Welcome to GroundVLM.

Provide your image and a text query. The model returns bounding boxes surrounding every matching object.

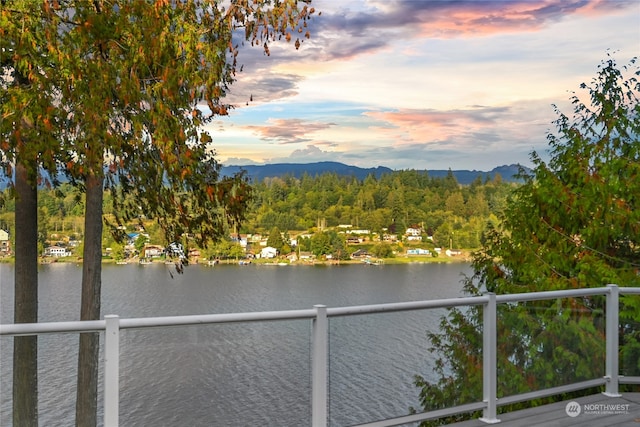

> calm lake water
[0,262,470,427]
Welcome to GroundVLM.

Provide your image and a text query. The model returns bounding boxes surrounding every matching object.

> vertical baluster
[104,315,120,427]
[604,285,620,397]
[480,293,500,423]
[312,305,328,427]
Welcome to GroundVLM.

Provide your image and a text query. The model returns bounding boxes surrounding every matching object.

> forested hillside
[245,169,515,249]
[0,168,517,258]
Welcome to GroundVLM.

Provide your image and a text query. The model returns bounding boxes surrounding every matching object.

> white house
[405,227,423,241]
[0,229,10,255]
[45,245,70,257]
[348,229,370,235]
[260,246,278,259]
[143,245,165,258]
[405,227,422,236]
[233,234,248,249]
[407,248,431,256]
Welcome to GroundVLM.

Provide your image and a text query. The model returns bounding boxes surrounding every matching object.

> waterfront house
[233,234,248,250]
[143,245,165,258]
[298,251,314,262]
[260,246,278,259]
[286,252,298,262]
[348,229,370,235]
[0,229,10,255]
[405,227,423,241]
[126,233,140,245]
[407,248,431,256]
[45,245,70,257]
[350,249,370,260]
[405,227,422,236]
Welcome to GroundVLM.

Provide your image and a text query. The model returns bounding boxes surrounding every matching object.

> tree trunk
[75,168,104,427]
[13,159,39,426]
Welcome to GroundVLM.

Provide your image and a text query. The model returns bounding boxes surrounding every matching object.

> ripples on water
[0,262,469,426]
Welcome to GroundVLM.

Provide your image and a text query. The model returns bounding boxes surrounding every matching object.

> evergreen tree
[415,55,640,424]
[267,226,285,253]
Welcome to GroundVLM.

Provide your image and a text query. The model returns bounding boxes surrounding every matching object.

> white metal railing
[1,285,639,426]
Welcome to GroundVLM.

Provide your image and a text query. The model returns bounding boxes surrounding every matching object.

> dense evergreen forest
[246,170,515,247]
[0,169,517,258]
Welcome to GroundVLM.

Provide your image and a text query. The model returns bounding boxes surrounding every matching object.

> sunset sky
[204,0,640,171]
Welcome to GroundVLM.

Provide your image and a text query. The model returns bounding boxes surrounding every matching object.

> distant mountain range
[0,162,526,190]
[221,161,528,185]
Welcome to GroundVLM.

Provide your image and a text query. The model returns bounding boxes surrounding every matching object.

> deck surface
[449,392,640,427]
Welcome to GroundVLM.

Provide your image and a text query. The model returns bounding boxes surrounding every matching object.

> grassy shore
[0,250,473,265]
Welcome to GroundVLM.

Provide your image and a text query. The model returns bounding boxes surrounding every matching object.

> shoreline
[15,253,473,266]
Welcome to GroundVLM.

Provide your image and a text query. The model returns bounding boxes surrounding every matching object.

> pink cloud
[316,0,635,61]
[411,1,630,38]
[364,107,506,143]
[245,118,335,144]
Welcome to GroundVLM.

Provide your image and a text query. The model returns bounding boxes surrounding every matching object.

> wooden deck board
[448,392,640,427]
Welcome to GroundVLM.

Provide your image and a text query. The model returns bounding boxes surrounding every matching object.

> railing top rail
[495,287,610,303]
[0,309,318,337]
[621,287,640,295]
[327,295,489,317]
[118,308,317,330]
[0,319,105,337]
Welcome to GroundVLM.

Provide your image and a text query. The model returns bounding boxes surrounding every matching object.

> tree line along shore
[0,168,514,265]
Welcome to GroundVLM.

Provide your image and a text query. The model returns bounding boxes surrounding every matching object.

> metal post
[480,293,500,424]
[104,315,120,427]
[312,305,328,427]
[604,285,621,397]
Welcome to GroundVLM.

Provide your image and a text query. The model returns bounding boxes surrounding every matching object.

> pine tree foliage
[415,55,640,425]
